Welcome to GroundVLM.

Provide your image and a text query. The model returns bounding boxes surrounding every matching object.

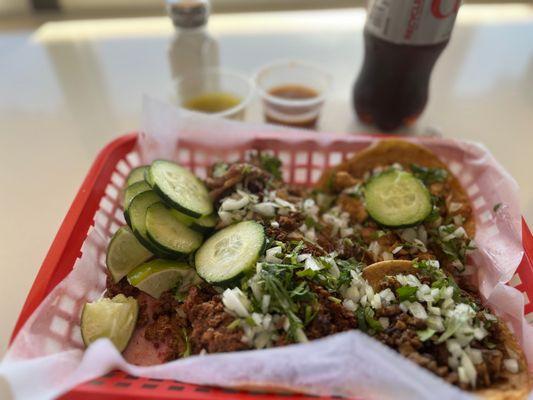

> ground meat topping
[305,285,357,340]
[184,286,250,354]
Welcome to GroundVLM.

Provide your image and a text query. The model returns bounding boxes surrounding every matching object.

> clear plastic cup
[176,69,253,120]
[254,60,332,129]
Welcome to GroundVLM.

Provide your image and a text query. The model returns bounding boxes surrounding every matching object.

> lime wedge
[81,294,138,352]
[106,226,152,283]
[127,259,197,299]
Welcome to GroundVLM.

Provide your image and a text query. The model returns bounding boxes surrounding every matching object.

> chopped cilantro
[417,328,436,342]
[396,285,418,302]
[212,162,229,178]
[356,307,383,333]
[181,328,191,358]
[410,164,448,185]
[227,319,241,331]
[365,307,383,333]
[259,153,282,180]
[304,215,317,229]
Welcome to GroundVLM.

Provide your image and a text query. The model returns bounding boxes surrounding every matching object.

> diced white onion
[265,246,283,263]
[467,347,483,364]
[261,295,271,314]
[368,241,381,260]
[381,251,393,261]
[252,202,277,217]
[446,339,462,357]
[427,315,444,331]
[305,257,322,271]
[221,196,250,211]
[379,288,396,305]
[461,352,477,387]
[294,328,308,343]
[218,210,234,226]
[274,197,296,211]
[370,293,382,309]
[222,288,251,318]
[251,312,263,326]
[473,325,488,341]
[392,246,403,254]
[408,302,428,320]
[503,358,519,374]
[449,202,463,213]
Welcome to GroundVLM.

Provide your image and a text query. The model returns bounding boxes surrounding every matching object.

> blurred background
[1,0,532,24]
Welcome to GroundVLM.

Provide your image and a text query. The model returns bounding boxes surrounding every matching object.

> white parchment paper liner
[1,97,532,400]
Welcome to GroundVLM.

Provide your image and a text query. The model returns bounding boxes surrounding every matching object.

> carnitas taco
[362,259,531,398]
[317,139,475,283]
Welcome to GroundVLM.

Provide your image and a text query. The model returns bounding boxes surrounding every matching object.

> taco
[360,259,531,398]
[84,146,530,397]
[316,139,476,278]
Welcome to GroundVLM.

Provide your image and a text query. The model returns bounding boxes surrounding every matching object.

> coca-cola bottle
[353,0,460,131]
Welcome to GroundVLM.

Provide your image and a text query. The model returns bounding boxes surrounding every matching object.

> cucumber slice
[170,209,196,226]
[148,160,213,218]
[144,167,154,187]
[127,259,197,299]
[81,294,138,352]
[191,213,218,234]
[145,203,203,256]
[195,221,265,283]
[123,181,151,211]
[125,191,175,258]
[126,166,149,187]
[365,170,432,227]
[106,226,152,283]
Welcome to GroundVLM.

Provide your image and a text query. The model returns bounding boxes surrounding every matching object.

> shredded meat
[266,212,304,242]
[305,285,357,340]
[206,163,273,202]
[332,171,359,192]
[337,194,367,224]
[184,286,250,354]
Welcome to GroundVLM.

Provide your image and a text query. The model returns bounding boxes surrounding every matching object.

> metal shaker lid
[166,0,210,29]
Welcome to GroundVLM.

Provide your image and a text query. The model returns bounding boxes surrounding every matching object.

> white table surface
[0,4,532,356]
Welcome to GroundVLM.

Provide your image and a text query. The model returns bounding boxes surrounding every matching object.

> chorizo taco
[360,259,531,398]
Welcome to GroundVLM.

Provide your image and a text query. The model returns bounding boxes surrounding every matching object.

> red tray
[9,133,533,400]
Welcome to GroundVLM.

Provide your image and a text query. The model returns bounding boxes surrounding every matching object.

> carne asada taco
[362,259,531,398]
[80,141,530,398]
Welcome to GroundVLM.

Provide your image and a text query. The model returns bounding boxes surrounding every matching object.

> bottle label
[366,0,460,45]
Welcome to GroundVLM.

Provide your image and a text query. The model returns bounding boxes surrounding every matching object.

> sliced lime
[106,226,152,283]
[81,294,138,352]
[127,259,197,299]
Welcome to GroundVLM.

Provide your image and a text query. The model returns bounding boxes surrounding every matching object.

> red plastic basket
[9,133,533,400]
